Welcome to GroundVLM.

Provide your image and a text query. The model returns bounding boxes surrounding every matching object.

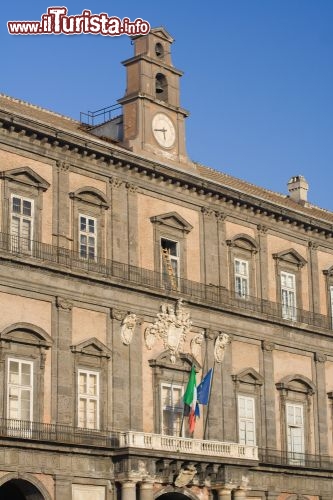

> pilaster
[257,225,268,300]
[201,207,219,286]
[314,352,328,455]
[126,182,139,266]
[56,296,74,425]
[110,178,128,264]
[308,241,320,314]
[261,341,277,449]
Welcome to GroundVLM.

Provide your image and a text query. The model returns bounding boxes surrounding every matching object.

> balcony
[259,448,333,471]
[0,232,330,331]
[0,418,257,462]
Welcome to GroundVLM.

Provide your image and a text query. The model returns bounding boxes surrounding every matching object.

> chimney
[287,175,309,203]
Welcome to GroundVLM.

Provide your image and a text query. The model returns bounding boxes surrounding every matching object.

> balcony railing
[0,232,330,330]
[259,448,333,470]
[0,418,257,461]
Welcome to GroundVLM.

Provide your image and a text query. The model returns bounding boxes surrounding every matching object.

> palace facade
[0,27,333,500]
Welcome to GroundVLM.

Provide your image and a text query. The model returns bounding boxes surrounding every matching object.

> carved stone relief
[144,299,192,363]
[120,313,138,346]
[214,332,231,363]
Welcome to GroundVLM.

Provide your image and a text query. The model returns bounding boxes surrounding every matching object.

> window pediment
[273,248,307,268]
[227,234,258,253]
[323,265,333,277]
[0,323,52,348]
[71,337,111,358]
[69,187,109,209]
[232,367,264,386]
[150,212,193,234]
[149,350,200,372]
[1,167,50,191]
[276,374,315,395]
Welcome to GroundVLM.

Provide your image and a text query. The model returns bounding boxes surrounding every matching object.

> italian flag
[183,366,199,434]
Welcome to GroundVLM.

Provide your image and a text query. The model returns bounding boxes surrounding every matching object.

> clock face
[152,113,176,148]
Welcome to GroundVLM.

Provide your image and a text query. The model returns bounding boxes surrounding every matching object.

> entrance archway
[0,479,45,500]
[157,492,198,500]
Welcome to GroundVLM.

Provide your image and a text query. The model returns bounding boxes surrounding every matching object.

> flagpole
[203,362,215,439]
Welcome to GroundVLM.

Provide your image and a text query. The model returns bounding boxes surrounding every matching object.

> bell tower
[118,27,193,169]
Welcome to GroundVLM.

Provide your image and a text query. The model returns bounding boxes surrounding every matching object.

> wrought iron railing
[0,232,330,330]
[259,448,333,470]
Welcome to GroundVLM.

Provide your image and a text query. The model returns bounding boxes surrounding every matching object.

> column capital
[315,352,326,363]
[262,340,275,352]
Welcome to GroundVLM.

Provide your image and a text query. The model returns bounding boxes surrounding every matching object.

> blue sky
[1,1,333,209]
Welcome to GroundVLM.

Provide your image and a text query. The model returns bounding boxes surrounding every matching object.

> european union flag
[197,368,213,405]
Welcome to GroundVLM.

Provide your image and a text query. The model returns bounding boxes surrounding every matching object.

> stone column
[140,480,154,500]
[221,334,236,442]
[126,183,139,267]
[217,484,233,500]
[120,480,137,500]
[201,207,219,286]
[204,330,223,440]
[257,225,268,300]
[56,297,74,425]
[261,341,277,449]
[110,179,128,264]
[53,160,70,248]
[308,241,320,314]
[233,488,247,500]
[314,352,328,455]
[216,212,228,289]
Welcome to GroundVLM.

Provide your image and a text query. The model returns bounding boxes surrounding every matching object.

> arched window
[155,73,168,102]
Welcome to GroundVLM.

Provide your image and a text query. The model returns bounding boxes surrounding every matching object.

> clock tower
[118,27,193,169]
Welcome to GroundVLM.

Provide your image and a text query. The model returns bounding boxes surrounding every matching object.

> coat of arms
[145,299,192,363]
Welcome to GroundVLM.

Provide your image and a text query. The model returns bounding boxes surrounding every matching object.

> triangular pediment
[1,167,50,191]
[150,27,174,43]
[232,367,264,386]
[150,212,193,233]
[71,337,111,358]
[273,248,307,267]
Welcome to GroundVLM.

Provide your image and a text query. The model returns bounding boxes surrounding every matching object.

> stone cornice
[1,109,333,238]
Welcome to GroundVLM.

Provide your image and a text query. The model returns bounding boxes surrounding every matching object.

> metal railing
[259,448,333,470]
[0,232,331,330]
[80,104,122,127]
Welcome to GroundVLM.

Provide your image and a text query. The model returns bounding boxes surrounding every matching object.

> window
[10,195,33,253]
[79,215,97,260]
[286,403,304,463]
[7,358,33,421]
[281,271,296,320]
[161,238,180,289]
[78,369,99,429]
[238,395,256,445]
[234,259,249,298]
[161,382,184,436]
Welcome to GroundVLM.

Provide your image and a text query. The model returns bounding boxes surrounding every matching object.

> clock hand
[154,127,167,140]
